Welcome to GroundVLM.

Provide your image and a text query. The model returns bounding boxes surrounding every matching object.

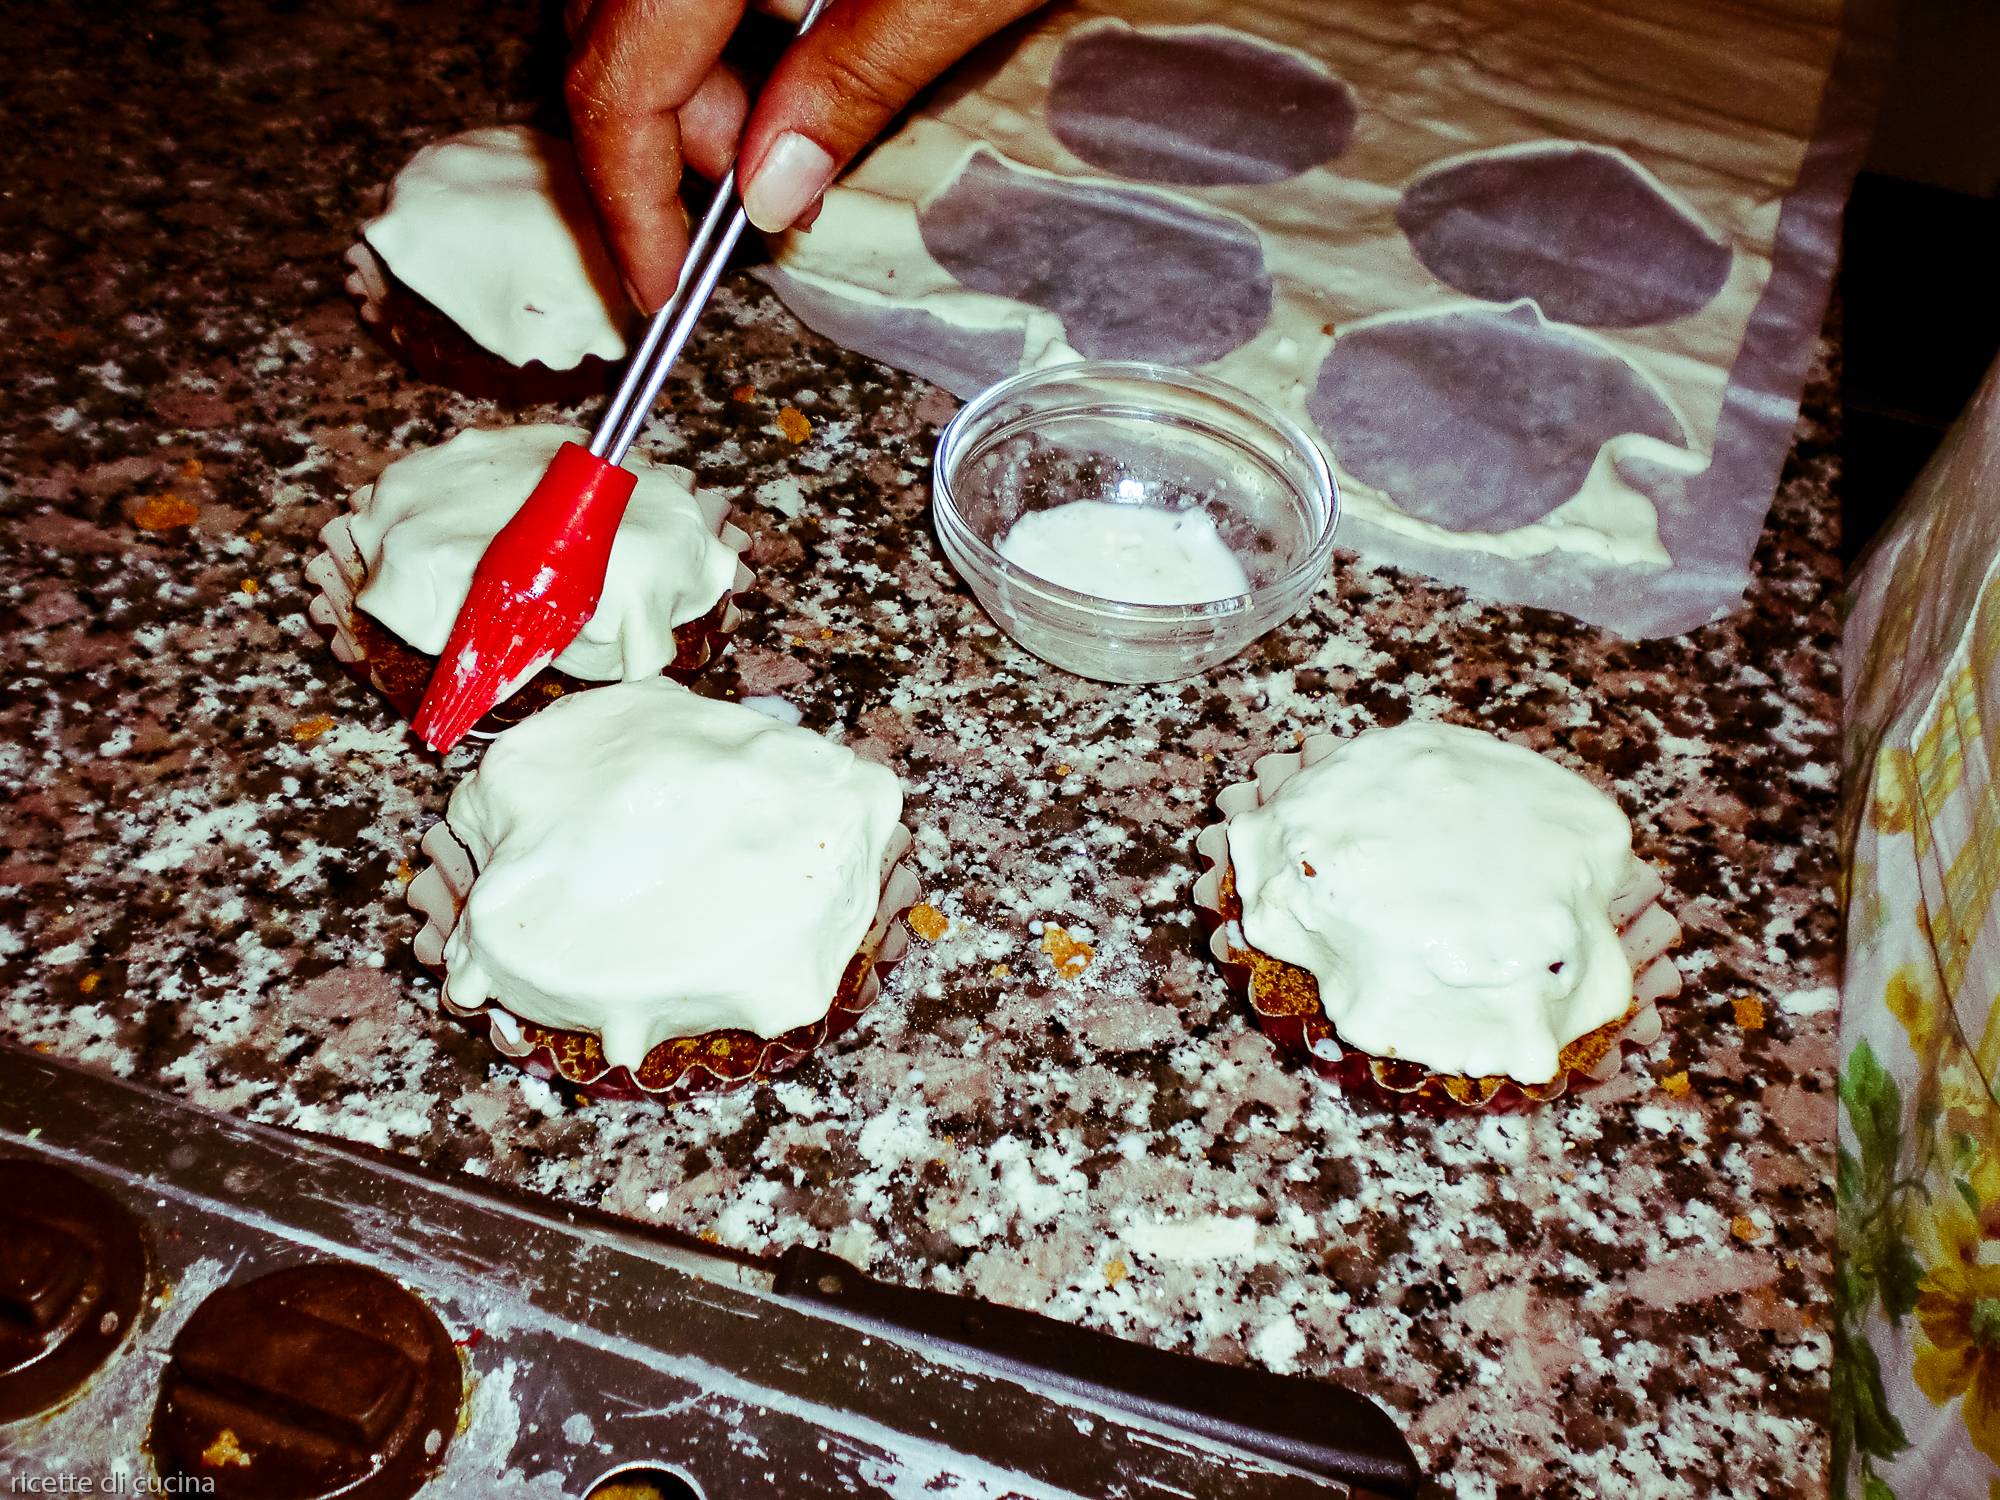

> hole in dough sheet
[1396,144,1734,328]
[918,151,1274,366]
[1048,25,1356,186]
[1308,304,1686,534]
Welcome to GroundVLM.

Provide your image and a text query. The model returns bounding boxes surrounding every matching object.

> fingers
[680,63,750,181]
[571,0,1044,302]
[739,0,1043,233]
[567,0,747,310]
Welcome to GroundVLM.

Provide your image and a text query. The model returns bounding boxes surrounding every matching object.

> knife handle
[772,1246,1420,1497]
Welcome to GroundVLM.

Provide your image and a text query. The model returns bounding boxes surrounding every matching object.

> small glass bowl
[932,361,1338,684]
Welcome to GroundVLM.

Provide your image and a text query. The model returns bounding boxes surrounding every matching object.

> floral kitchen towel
[1838,349,2000,1498]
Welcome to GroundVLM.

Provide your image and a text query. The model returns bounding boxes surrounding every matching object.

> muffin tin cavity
[1306,303,1686,533]
[1048,24,1356,186]
[150,1262,462,1500]
[1396,143,1733,328]
[0,1159,148,1423]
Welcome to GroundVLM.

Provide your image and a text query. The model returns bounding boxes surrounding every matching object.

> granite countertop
[0,3,1840,1496]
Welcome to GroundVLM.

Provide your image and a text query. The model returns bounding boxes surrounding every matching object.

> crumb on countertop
[1040,924,1094,981]
[132,492,200,531]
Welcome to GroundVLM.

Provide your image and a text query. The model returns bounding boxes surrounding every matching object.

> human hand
[566,0,1045,312]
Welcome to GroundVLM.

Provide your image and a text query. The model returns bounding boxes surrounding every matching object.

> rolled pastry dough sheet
[760,0,1876,637]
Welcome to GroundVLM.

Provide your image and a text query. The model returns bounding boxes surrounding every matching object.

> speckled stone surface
[0,3,1839,1497]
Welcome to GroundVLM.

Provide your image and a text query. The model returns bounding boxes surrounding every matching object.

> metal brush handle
[589,0,834,466]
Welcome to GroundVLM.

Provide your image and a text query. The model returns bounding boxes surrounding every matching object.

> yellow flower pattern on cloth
[1888,963,1945,1065]
[1869,747,1915,838]
[1915,1195,2000,1465]
[1838,352,2000,1497]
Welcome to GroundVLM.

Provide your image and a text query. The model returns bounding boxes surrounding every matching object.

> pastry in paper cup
[344,126,633,404]
[1192,725,1679,1113]
[406,679,919,1101]
[304,424,751,739]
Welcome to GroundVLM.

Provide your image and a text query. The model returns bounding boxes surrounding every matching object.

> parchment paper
[759,0,1886,637]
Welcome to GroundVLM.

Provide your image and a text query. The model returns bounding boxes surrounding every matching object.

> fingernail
[795,194,825,233]
[743,132,835,233]
[621,275,650,313]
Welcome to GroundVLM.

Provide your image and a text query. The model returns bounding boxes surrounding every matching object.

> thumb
[739,0,1042,233]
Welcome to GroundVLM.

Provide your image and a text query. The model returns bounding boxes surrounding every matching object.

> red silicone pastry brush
[411,3,829,753]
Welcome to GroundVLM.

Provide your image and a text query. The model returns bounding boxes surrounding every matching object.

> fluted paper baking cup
[407,821,920,1101]
[1192,734,1678,1113]
[303,504,751,738]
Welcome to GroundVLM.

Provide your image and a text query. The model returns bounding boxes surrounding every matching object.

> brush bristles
[411,588,582,751]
